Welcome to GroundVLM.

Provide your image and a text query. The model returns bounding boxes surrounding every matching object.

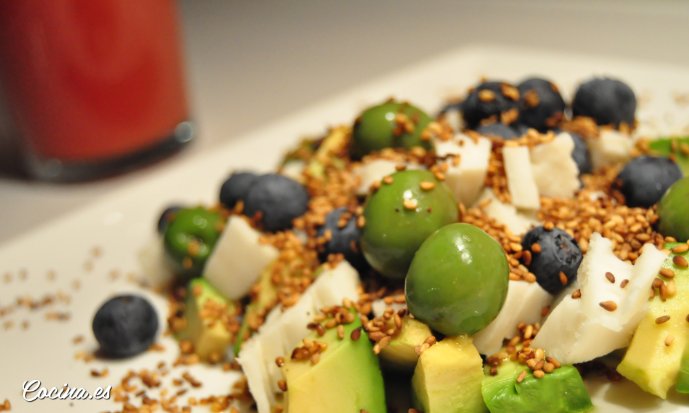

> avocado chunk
[617,243,689,398]
[482,361,592,413]
[412,336,487,413]
[380,317,432,371]
[676,345,689,394]
[649,136,689,175]
[177,278,239,361]
[282,309,386,413]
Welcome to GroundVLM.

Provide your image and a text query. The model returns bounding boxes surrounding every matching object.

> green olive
[361,170,458,279]
[658,176,689,242]
[351,100,433,158]
[405,223,509,336]
[163,206,224,278]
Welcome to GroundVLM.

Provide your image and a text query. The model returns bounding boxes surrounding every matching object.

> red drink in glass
[0,0,192,180]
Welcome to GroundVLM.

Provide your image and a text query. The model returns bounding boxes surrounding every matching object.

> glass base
[24,121,195,182]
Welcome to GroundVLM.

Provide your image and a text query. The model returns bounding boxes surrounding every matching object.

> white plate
[2,45,689,412]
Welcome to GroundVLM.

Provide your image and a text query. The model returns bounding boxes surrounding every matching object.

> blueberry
[157,205,183,234]
[613,156,682,208]
[569,132,593,175]
[521,226,582,295]
[92,295,159,358]
[461,81,520,129]
[219,172,260,209]
[244,174,309,232]
[572,77,636,127]
[475,122,519,140]
[517,77,565,132]
[317,207,365,268]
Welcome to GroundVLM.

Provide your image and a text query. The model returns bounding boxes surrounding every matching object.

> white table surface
[1,0,689,246]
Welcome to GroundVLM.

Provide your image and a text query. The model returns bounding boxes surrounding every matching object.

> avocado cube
[482,361,592,413]
[282,309,386,413]
[380,317,432,371]
[412,336,487,413]
[177,278,238,361]
[617,244,689,398]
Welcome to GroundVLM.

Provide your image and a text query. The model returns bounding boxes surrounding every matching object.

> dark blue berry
[157,205,183,234]
[475,122,519,140]
[569,132,592,175]
[613,156,682,208]
[518,77,565,132]
[572,77,636,127]
[219,172,260,209]
[92,295,159,358]
[318,207,365,268]
[461,81,520,129]
[244,174,309,232]
[521,227,582,295]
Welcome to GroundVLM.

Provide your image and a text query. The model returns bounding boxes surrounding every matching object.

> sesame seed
[275,357,285,367]
[571,289,582,299]
[516,370,527,383]
[660,268,676,278]
[599,301,617,312]
[382,176,394,185]
[672,244,689,254]
[559,272,568,285]
[665,335,675,347]
[620,279,629,289]
[420,181,436,191]
[605,271,616,284]
[533,369,545,379]
[350,327,362,341]
[277,380,287,392]
[655,315,671,324]
[403,199,418,210]
[478,89,496,102]
[531,243,542,253]
[673,255,689,268]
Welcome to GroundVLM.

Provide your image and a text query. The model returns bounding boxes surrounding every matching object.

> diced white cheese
[278,293,317,354]
[371,299,406,319]
[477,189,538,236]
[533,233,666,364]
[137,237,175,287]
[588,129,633,170]
[530,133,580,198]
[204,216,279,300]
[310,261,360,310]
[257,322,288,394]
[236,338,274,413]
[280,160,305,182]
[353,159,399,196]
[503,145,540,210]
[435,133,492,207]
[473,281,552,356]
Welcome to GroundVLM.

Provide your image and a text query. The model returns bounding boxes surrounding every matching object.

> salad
[91,75,689,413]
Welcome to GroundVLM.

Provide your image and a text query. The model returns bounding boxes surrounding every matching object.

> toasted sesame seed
[571,289,582,299]
[672,244,689,254]
[516,370,527,383]
[531,243,542,253]
[655,315,671,324]
[275,356,285,368]
[665,334,675,347]
[559,272,568,285]
[350,327,362,341]
[479,89,496,102]
[533,369,545,379]
[383,176,394,185]
[403,199,418,210]
[660,268,676,278]
[605,271,615,284]
[277,380,287,392]
[420,181,435,191]
[674,255,689,268]
[620,279,629,289]
[599,301,617,312]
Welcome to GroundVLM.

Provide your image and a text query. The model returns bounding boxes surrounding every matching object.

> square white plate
[2,44,689,412]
